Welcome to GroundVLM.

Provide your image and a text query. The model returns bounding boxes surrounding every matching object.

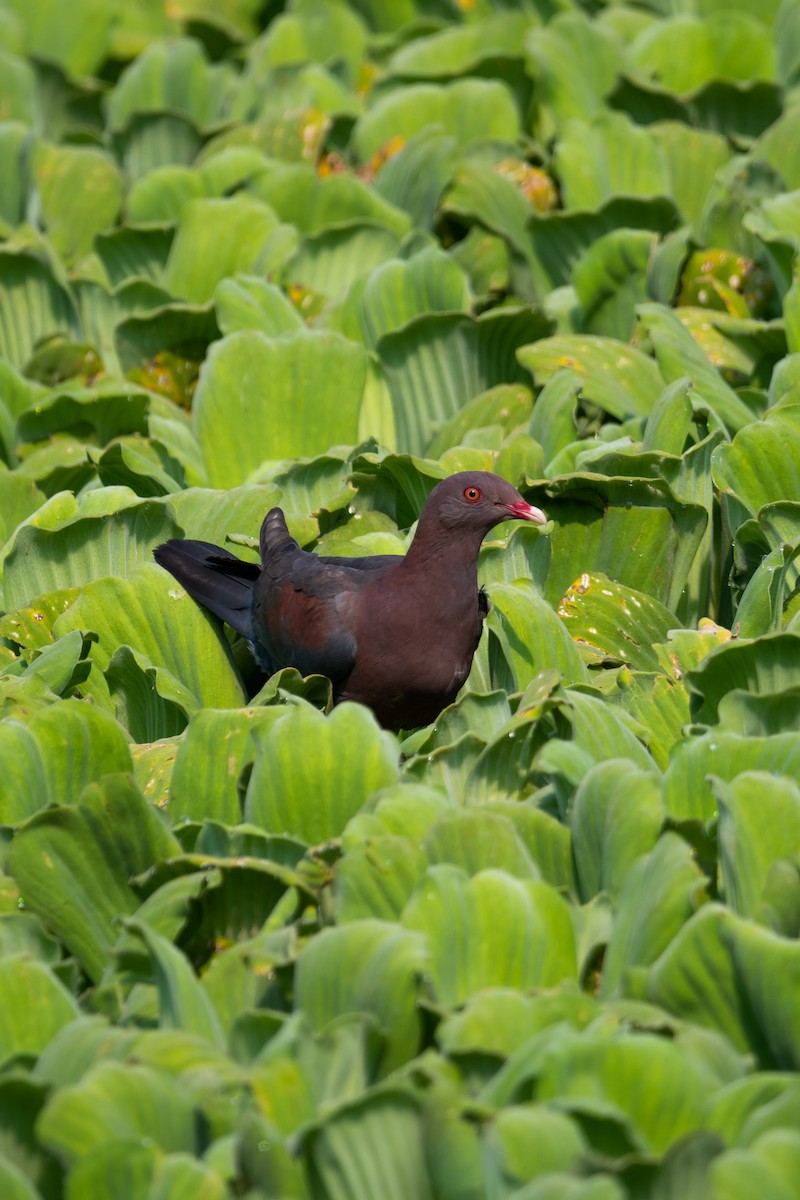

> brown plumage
[154,471,547,730]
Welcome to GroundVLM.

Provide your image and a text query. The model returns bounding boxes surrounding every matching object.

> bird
[154,471,547,730]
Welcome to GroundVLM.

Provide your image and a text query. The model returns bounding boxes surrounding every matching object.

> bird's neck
[401,518,484,582]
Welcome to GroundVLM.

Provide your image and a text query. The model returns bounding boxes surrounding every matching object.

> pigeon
[154,471,547,730]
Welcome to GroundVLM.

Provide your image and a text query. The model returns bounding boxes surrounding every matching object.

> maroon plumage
[154,471,547,730]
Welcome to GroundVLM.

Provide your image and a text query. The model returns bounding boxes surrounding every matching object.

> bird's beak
[503,499,548,525]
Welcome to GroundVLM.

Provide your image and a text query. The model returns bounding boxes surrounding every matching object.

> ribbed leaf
[518,333,663,420]
[352,79,520,161]
[3,496,180,611]
[245,704,398,845]
[379,310,550,456]
[715,772,800,920]
[37,1062,197,1165]
[0,247,81,369]
[7,774,180,981]
[295,921,427,1073]
[554,113,669,210]
[193,329,367,487]
[664,731,800,822]
[56,566,245,715]
[571,759,663,903]
[401,866,577,1008]
[33,143,122,263]
[0,958,79,1065]
[558,572,678,672]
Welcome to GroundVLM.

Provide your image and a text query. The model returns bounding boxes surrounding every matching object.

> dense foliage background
[2,0,800,1196]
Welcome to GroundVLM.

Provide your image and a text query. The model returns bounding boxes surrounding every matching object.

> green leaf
[5,0,112,77]
[381,307,551,456]
[37,1061,197,1165]
[105,645,196,741]
[282,221,402,297]
[629,13,776,95]
[710,1130,800,1200]
[0,1077,62,1200]
[250,161,410,237]
[423,809,540,880]
[526,10,624,126]
[244,704,399,845]
[343,783,449,846]
[254,0,367,84]
[713,407,800,515]
[55,566,246,715]
[530,475,707,619]
[303,1086,433,1200]
[389,12,529,80]
[601,832,706,999]
[714,772,800,921]
[429,383,533,460]
[107,37,222,132]
[483,581,589,692]
[686,633,800,726]
[401,866,577,1008]
[0,702,132,823]
[639,905,800,1068]
[654,121,732,226]
[438,988,595,1059]
[163,196,284,305]
[374,127,458,230]
[2,496,180,612]
[7,774,180,982]
[518,333,664,421]
[334,837,428,923]
[33,142,122,263]
[536,1030,711,1156]
[16,628,92,697]
[17,381,151,447]
[708,1075,800,1147]
[614,670,691,771]
[333,247,471,351]
[554,113,669,210]
[0,958,79,1065]
[295,922,427,1074]
[193,329,367,487]
[441,158,538,272]
[483,1105,586,1192]
[168,707,284,825]
[573,229,656,341]
[642,379,695,456]
[0,246,81,369]
[571,759,663,903]
[637,302,755,433]
[122,919,225,1049]
[0,59,34,132]
[0,1154,43,1200]
[664,731,800,822]
[214,275,304,338]
[352,79,520,161]
[557,572,678,672]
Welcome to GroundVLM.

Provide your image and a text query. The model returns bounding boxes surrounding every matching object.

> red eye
[464,486,481,502]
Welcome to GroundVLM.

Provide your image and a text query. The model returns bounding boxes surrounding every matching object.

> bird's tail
[153,539,260,641]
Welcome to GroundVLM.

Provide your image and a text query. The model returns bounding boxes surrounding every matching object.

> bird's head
[423,471,548,535]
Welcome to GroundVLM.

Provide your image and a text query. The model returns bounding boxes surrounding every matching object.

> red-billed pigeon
[154,471,547,730]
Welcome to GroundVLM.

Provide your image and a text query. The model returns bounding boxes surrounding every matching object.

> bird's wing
[254,511,400,683]
[154,539,259,638]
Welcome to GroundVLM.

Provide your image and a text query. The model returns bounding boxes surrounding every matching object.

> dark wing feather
[253,507,402,683]
[156,510,405,688]
[154,540,259,638]
[476,587,490,649]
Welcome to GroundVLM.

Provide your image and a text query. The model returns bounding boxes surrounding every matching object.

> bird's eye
[464,486,481,502]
